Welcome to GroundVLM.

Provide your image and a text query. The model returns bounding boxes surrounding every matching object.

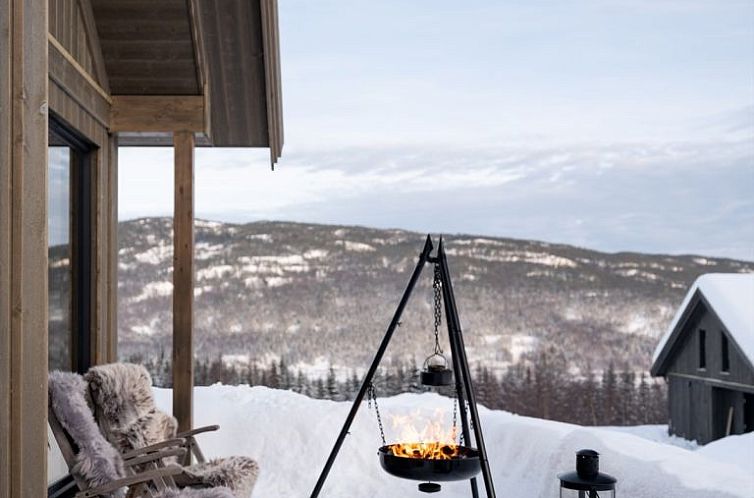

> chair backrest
[86,363,178,454]
[48,370,126,493]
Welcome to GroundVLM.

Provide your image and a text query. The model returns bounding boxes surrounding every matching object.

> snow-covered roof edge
[651,273,754,375]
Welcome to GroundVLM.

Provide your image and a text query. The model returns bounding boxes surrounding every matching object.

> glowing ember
[389,409,461,460]
[390,441,461,460]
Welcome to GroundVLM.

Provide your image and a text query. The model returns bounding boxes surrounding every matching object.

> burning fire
[388,409,461,460]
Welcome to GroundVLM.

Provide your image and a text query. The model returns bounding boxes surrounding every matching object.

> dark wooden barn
[651,273,754,444]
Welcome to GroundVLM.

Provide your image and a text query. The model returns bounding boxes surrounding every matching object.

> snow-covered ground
[153,385,754,498]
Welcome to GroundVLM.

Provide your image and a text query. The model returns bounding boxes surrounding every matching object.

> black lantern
[558,449,616,498]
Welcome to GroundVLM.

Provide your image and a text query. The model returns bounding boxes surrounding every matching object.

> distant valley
[117,217,753,379]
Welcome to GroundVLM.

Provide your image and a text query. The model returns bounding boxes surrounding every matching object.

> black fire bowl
[378,444,481,482]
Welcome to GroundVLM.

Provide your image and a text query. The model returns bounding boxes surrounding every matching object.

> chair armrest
[75,466,182,497]
[124,447,187,467]
[121,438,186,459]
[176,424,219,438]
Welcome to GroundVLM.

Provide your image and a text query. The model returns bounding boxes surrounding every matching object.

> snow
[653,273,754,367]
[697,432,754,473]
[303,249,329,259]
[601,425,699,450]
[195,242,226,260]
[153,386,754,497]
[445,248,577,268]
[336,240,376,252]
[197,265,235,280]
[130,281,173,302]
[133,244,172,265]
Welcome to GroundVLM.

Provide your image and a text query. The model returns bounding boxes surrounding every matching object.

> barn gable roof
[651,273,754,376]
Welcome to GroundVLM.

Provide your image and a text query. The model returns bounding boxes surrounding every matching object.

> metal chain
[432,264,443,355]
[368,383,387,446]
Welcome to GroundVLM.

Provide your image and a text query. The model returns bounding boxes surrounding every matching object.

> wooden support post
[172,131,195,435]
[0,0,49,496]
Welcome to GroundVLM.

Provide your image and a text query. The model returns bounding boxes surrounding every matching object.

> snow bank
[697,432,754,474]
[153,386,754,498]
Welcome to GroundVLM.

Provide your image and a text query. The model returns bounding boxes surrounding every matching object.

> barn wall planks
[663,297,754,444]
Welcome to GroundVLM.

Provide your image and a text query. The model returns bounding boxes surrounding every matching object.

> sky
[119,0,754,261]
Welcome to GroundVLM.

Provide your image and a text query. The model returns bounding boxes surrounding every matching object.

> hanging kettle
[420,264,453,387]
[421,352,453,386]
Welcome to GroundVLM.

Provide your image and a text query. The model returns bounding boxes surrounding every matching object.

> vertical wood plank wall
[173,131,195,434]
[0,3,117,494]
[0,0,49,496]
[0,3,12,495]
[48,31,118,367]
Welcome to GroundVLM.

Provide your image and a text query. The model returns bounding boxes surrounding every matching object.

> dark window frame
[698,329,706,370]
[721,331,730,373]
[48,113,96,497]
[49,113,94,374]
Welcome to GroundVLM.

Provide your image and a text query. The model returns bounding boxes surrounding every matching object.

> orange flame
[388,409,461,460]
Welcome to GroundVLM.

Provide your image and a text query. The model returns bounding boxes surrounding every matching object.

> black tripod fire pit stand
[309,235,496,498]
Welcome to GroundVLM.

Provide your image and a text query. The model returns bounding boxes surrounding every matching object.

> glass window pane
[48,145,72,372]
[47,143,72,484]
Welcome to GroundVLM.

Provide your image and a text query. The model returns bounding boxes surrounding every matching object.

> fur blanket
[48,371,126,495]
[86,362,176,447]
[86,363,259,498]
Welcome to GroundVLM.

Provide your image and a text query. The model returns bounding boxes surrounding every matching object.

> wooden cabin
[0,1,283,496]
[651,273,754,444]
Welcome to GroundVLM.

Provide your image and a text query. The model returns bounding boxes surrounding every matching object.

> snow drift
[153,385,754,498]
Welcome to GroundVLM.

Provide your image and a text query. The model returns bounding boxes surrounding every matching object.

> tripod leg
[309,236,434,498]
[438,241,497,498]
[443,273,479,498]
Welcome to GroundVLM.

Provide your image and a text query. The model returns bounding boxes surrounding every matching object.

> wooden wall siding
[0,0,49,496]
[48,82,119,366]
[90,0,200,95]
[664,302,754,387]
[0,2,11,494]
[48,0,108,92]
[48,44,110,128]
[47,0,119,367]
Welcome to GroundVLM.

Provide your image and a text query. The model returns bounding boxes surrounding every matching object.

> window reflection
[48,144,72,372]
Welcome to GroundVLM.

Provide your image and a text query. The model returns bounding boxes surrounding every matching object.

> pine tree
[326,366,339,400]
[601,362,618,425]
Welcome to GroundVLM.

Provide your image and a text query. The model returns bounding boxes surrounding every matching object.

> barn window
[698,329,706,369]
[721,332,730,372]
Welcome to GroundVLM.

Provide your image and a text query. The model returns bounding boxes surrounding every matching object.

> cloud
[119,136,753,261]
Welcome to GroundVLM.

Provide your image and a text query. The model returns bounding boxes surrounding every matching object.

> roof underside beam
[110,95,209,134]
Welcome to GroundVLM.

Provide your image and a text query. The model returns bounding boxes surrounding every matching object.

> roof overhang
[92,0,283,164]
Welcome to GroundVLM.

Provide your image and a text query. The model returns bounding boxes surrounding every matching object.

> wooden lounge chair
[85,363,258,498]
[48,370,234,498]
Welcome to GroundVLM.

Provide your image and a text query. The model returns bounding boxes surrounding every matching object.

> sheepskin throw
[86,363,259,498]
[176,457,260,498]
[48,371,126,494]
[158,488,235,498]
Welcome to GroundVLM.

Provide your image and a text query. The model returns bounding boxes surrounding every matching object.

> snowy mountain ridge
[117,217,753,377]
